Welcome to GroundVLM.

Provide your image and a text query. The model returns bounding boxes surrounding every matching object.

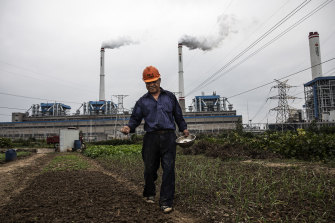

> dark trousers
[142,131,176,207]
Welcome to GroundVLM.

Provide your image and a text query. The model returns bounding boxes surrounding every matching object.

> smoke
[179,14,238,51]
[101,36,138,49]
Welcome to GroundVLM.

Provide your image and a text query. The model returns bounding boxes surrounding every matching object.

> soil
[2,152,333,222]
[242,159,335,175]
[0,153,197,223]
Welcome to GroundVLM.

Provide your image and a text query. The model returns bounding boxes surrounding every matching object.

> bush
[319,125,335,134]
[263,130,335,161]
[0,138,13,148]
[130,134,143,143]
[89,139,134,146]
[83,144,142,158]
[12,138,48,148]
[182,130,335,162]
[89,135,144,146]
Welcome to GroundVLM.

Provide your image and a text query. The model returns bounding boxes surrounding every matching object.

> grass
[85,146,335,222]
[176,156,335,222]
[43,153,90,172]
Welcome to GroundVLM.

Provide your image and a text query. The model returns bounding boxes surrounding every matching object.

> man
[121,65,189,214]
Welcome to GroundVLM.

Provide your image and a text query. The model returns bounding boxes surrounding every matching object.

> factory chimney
[178,43,186,112]
[99,48,105,101]
[308,32,322,80]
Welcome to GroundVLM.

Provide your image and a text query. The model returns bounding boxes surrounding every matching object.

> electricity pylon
[113,95,128,114]
[269,80,298,123]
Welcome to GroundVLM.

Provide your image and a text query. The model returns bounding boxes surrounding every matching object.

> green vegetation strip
[43,154,90,172]
[198,129,335,162]
[83,144,335,222]
[176,155,335,222]
[83,144,141,158]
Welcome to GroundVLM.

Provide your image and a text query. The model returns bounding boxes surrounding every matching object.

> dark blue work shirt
[127,88,187,133]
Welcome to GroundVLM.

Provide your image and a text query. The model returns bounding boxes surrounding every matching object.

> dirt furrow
[0,153,56,208]
[0,153,198,222]
[82,155,197,223]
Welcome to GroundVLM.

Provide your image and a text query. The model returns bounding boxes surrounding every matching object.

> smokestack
[99,48,105,101]
[178,43,185,112]
[308,32,322,80]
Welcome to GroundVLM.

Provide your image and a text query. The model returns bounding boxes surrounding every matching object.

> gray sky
[1,0,335,123]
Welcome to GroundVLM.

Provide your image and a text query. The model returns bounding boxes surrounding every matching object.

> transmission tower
[268,80,298,123]
[112,95,129,139]
[112,95,128,114]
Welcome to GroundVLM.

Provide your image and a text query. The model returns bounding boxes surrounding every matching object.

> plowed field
[0,153,196,223]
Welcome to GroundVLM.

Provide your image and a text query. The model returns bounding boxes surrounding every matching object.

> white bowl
[176,134,196,148]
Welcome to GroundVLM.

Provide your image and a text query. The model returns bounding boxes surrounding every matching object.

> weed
[83,145,335,222]
[43,154,89,172]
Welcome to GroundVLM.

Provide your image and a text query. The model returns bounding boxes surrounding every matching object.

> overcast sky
[1,0,335,124]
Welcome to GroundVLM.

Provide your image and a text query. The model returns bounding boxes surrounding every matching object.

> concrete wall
[1,111,242,141]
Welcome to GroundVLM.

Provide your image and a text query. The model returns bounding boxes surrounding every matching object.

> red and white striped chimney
[178,43,185,112]
[308,32,322,80]
[99,48,105,101]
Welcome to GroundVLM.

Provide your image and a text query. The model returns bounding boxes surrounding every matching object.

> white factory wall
[0,112,241,141]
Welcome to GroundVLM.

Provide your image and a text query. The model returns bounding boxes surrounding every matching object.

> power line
[206,0,332,88]
[187,0,333,95]
[186,0,290,90]
[186,0,312,96]
[292,91,305,97]
[0,63,97,95]
[0,68,46,82]
[227,57,335,99]
[0,106,27,111]
[0,60,80,85]
[258,110,272,123]
[250,90,273,121]
[0,114,11,117]
[0,91,82,105]
[269,80,299,123]
[251,86,306,123]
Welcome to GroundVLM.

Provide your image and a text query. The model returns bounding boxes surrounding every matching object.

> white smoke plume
[101,36,139,49]
[179,14,237,51]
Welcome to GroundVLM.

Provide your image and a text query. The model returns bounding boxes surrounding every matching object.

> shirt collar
[144,87,166,98]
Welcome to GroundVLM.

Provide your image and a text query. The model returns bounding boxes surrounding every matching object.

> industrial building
[3,31,335,137]
[0,109,241,141]
[269,31,335,130]
[29,103,71,117]
[0,43,242,141]
[304,32,335,122]
[192,92,232,112]
[304,76,335,121]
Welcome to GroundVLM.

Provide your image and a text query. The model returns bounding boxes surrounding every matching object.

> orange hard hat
[142,66,160,82]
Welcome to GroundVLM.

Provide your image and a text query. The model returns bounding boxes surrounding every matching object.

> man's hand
[121,126,130,135]
[183,129,189,137]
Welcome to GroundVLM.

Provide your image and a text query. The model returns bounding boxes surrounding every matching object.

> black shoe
[143,196,155,203]
[161,205,173,213]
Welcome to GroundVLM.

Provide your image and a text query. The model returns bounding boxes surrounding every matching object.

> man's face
[145,79,161,94]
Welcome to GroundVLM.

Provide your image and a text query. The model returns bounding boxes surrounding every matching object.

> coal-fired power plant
[99,48,105,101]
[2,39,243,141]
[304,31,335,122]
[308,32,323,80]
[3,30,335,141]
[178,43,186,112]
